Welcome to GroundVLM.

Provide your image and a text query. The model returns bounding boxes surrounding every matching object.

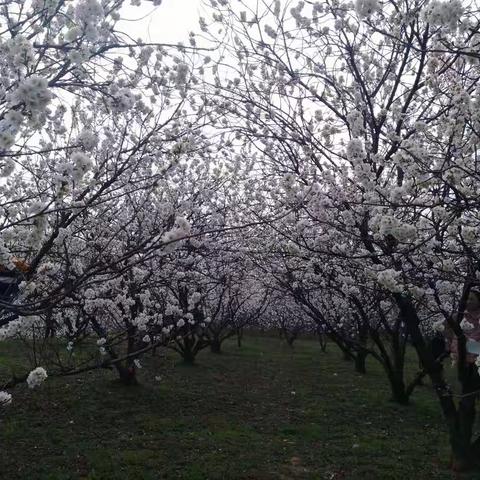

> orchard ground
[0,335,477,480]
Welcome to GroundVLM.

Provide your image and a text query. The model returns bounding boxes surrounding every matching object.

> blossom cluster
[26,367,48,389]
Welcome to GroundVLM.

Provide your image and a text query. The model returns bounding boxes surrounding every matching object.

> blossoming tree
[0,0,222,392]
[203,0,480,470]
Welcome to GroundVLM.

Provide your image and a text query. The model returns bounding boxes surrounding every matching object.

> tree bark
[343,350,353,362]
[181,349,196,365]
[210,338,222,354]
[318,333,327,352]
[237,331,243,348]
[450,367,480,471]
[394,294,480,472]
[354,351,367,374]
[116,365,138,386]
[387,372,409,405]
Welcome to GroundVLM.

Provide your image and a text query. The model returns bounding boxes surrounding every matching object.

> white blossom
[9,76,52,112]
[432,320,445,333]
[26,367,48,389]
[346,110,364,137]
[424,0,464,31]
[376,269,403,293]
[0,391,12,406]
[460,319,474,332]
[355,0,381,18]
[133,359,142,369]
[346,139,366,163]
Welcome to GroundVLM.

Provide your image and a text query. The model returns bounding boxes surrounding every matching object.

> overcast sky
[121,0,204,44]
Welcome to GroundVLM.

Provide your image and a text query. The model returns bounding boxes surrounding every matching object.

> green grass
[0,335,476,479]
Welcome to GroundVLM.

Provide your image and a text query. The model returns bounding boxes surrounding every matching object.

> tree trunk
[116,365,138,386]
[450,367,480,471]
[178,335,198,365]
[388,373,410,405]
[354,352,367,374]
[343,350,353,362]
[318,333,327,352]
[210,338,222,354]
[181,344,196,365]
[394,294,480,472]
[389,334,409,404]
[237,330,243,348]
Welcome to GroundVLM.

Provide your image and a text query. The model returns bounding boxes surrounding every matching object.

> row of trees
[1,0,480,473]
[199,0,480,471]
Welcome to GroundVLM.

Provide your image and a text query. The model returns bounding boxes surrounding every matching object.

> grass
[0,335,477,479]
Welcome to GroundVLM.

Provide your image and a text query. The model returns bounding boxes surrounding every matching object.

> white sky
[120,0,204,44]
